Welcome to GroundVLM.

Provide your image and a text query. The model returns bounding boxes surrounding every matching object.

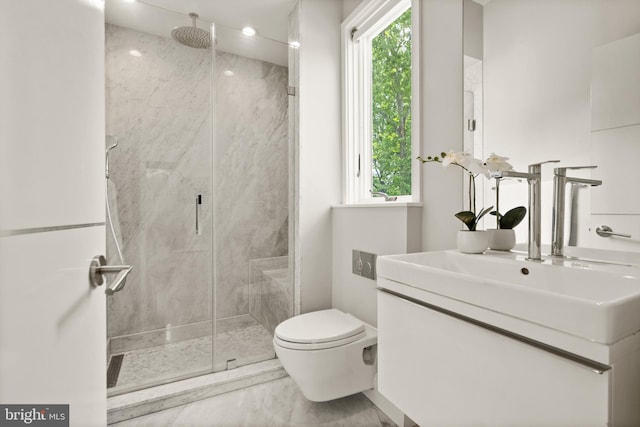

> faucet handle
[370,190,398,202]
[528,160,560,173]
[529,160,561,167]
[554,165,598,176]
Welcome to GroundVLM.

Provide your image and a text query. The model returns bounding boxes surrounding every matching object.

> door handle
[89,255,133,295]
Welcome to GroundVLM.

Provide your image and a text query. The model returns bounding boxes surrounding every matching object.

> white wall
[329,2,460,422]
[332,205,422,327]
[297,0,343,314]
[343,0,363,19]
[337,0,463,257]
[328,0,465,329]
[332,0,464,322]
[483,0,640,249]
[421,0,465,251]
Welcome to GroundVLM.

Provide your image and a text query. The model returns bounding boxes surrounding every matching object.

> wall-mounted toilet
[273,308,377,402]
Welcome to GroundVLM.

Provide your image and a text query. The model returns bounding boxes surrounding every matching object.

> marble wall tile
[106,24,213,339]
[248,256,292,334]
[248,256,288,313]
[214,52,289,319]
[260,268,292,334]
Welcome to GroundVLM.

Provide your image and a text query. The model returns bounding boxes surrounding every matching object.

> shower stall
[104,0,295,396]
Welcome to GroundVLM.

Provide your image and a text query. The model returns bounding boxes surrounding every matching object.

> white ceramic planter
[487,229,516,251]
[457,230,489,254]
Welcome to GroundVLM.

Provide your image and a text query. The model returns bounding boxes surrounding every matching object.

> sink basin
[377,250,640,344]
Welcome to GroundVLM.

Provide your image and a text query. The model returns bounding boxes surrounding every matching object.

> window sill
[332,201,423,209]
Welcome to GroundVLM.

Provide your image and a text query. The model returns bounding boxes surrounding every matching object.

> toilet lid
[273,331,366,350]
[274,309,365,345]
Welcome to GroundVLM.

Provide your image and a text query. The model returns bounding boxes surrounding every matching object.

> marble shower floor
[109,375,397,427]
[109,317,275,396]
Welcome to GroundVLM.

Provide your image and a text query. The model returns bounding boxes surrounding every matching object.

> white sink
[377,250,640,344]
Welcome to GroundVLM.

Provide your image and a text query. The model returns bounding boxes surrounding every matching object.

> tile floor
[109,376,397,427]
[214,323,276,371]
[109,316,275,395]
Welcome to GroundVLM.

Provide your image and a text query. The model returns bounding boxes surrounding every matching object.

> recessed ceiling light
[129,49,142,57]
[242,26,256,37]
[223,70,234,76]
[290,41,300,48]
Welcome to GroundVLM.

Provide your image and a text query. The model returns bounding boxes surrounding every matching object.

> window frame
[342,0,421,204]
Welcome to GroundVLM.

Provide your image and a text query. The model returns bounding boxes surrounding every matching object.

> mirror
[464,0,640,252]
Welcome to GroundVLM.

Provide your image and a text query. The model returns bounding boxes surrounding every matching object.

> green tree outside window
[371,8,412,196]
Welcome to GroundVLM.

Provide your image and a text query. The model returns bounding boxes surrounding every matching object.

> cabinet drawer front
[378,291,609,427]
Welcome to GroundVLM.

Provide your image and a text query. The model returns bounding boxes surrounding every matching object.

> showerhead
[171,13,211,49]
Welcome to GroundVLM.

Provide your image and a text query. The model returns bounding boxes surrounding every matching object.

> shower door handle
[195,194,202,235]
[89,255,133,295]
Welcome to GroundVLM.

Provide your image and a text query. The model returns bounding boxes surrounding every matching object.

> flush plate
[353,249,377,280]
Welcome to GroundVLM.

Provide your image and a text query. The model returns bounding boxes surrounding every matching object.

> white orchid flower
[451,152,489,178]
[484,153,513,172]
[465,157,490,178]
[441,150,466,167]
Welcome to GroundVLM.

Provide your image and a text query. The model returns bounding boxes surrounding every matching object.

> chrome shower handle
[89,255,133,295]
[195,194,202,235]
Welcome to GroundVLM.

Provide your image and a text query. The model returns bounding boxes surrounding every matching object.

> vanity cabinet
[377,279,640,426]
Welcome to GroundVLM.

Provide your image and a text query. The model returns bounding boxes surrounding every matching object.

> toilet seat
[274,309,366,350]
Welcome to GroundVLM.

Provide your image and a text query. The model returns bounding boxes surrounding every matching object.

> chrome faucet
[551,166,602,257]
[491,160,560,261]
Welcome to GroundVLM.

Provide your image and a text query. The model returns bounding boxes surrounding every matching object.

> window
[343,0,419,203]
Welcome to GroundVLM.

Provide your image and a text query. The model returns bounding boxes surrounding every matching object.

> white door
[0,1,107,425]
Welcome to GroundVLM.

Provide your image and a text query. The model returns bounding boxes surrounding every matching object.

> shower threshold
[107,359,286,424]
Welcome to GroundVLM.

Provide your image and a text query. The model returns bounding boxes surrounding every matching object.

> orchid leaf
[500,206,526,229]
[489,211,502,219]
[454,211,476,231]
[476,206,494,223]
[490,206,526,229]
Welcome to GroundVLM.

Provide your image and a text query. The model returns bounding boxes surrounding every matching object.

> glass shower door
[105,5,214,395]
[212,24,292,372]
